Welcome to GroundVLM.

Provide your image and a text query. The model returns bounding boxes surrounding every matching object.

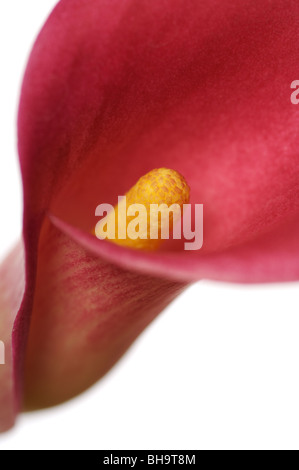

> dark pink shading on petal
[24,220,186,409]
[51,213,299,283]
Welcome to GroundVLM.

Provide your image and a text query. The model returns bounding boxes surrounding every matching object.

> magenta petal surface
[18,0,299,273]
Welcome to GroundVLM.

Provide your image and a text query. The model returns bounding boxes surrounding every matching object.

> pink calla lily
[1,0,299,432]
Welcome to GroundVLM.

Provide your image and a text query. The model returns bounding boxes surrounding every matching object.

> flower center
[95,168,190,250]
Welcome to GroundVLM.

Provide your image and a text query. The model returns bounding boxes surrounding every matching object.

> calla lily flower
[1,0,299,432]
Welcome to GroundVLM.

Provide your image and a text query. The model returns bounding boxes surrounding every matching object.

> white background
[0,1,299,451]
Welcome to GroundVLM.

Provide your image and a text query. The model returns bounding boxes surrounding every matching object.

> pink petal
[51,213,299,283]
[24,220,186,409]
[18,0,299,270]
[0,0,298,427]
